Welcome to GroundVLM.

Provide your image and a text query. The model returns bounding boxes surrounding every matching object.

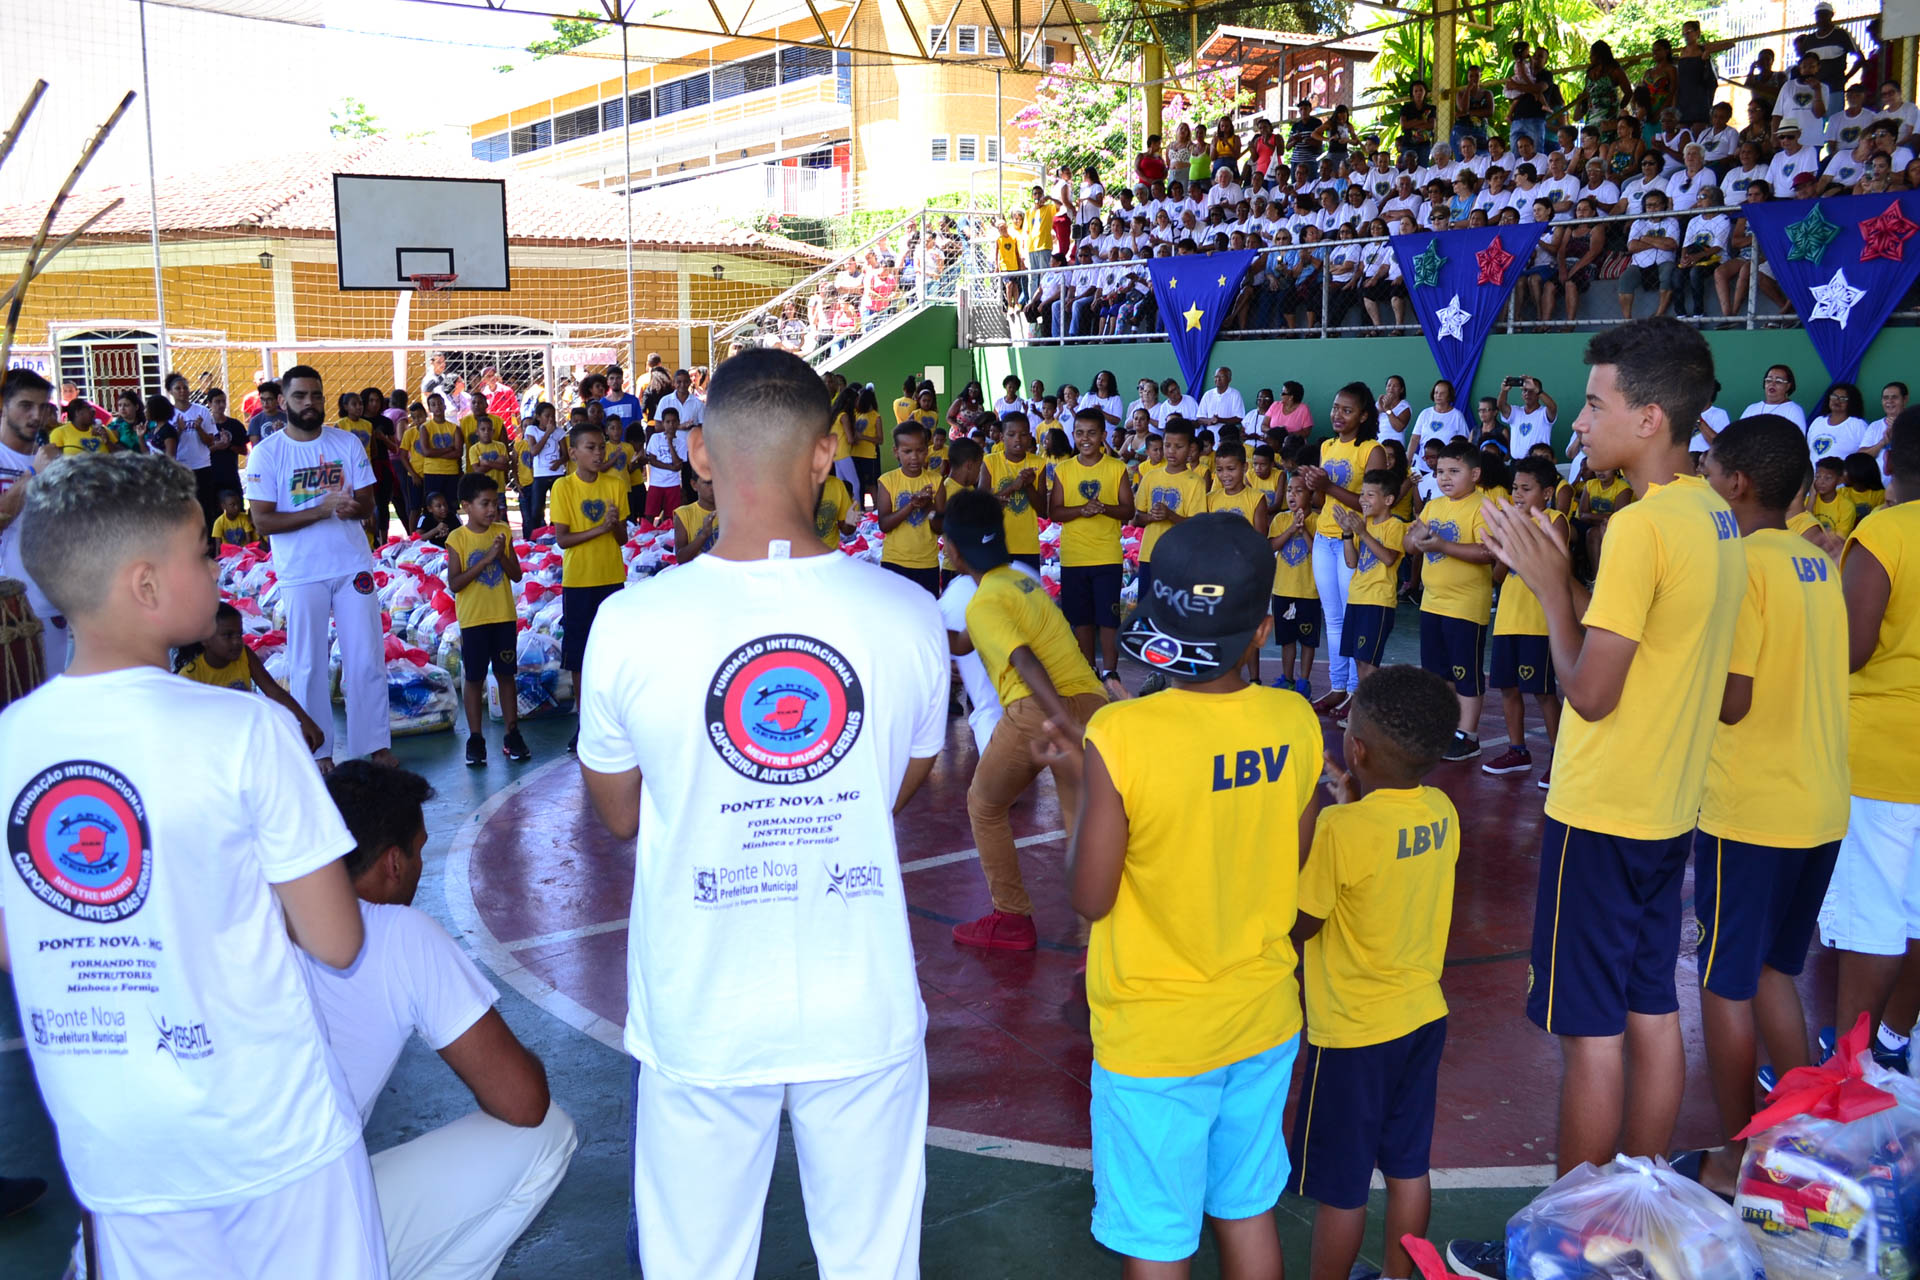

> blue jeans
[1449,124,1487,154]
[1509,117,1547,151]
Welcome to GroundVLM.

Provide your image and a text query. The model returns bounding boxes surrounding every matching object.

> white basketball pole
[138,0,170,380]
[620,10,637,371]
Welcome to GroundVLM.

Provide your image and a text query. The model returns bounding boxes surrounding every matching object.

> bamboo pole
[0,91,134,379]
[0,81,48,177]
[0,199,127,310]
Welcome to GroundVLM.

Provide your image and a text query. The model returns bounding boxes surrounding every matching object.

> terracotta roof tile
[0,137,829,262]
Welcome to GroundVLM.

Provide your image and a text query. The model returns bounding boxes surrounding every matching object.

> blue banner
[1390,223,1551,401]
[1145,250,1259,397]
[1743,190,1920,385]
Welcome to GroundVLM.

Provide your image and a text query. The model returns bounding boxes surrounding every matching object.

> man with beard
[245,365,397,770]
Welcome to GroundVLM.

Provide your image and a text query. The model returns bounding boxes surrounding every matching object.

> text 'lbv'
[1212,746,1291,792]
[1397,820,1451,860]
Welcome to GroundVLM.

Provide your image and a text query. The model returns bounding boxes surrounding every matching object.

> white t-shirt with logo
[170,402,218,471]
[1807,414,1868,464]
[307,901,498,1124]
[578,551,946,1088]
[0,669,361,1213]
[0,438,55,627]
[1504,404,1555,458]
[242,427,376,586]
[1410,406,1471,463]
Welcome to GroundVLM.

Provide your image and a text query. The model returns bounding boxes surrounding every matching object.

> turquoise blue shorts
[1089,1035,1300,1262]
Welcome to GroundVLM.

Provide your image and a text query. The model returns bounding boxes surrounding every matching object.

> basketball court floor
[0,616,1835,1276]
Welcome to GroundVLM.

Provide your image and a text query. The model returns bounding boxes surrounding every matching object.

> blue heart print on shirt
[1151,485,1182,511]
[1281,537,1311,566]
[1811,433,1835,458]
[1356,541,1381,572]
[1325,459,1352,489]
[1425,519,1458,564]
[469,547,505,588]
[1079,478,1103,501]
[581,498,607,524]
[906,487,933,526]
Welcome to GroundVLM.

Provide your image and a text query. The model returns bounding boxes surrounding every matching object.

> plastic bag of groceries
[486,629,564,721]
[1506,1154,1763,1280]
[1734,1015,1920,1279]
[387,658,455,736]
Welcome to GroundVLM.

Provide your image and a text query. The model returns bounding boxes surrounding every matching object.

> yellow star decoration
[1168,277,1177,289]
[1217,274,1227,287]
[1183,302,1205,331]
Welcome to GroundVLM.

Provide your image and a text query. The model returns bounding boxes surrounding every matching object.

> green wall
[969,329,1920,459]
[827,306,959,402]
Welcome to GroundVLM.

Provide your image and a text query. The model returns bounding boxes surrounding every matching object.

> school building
[461,0,1103,219]
[0,136,830,405]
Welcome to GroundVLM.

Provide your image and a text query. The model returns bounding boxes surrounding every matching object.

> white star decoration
[1807,266,1867,328]
[1434,293,1473,341]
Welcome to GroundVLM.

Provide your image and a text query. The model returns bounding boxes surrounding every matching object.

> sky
[2,0,569,203]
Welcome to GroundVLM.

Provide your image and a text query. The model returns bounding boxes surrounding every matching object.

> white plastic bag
[1507,1154,1763,1280]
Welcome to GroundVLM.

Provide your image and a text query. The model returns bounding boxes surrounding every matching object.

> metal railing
[954,202,1866,348]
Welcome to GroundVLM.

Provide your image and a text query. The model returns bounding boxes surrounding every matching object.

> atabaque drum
[0,577,45,711]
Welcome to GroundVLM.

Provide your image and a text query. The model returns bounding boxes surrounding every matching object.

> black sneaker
[465,734,487,768]
[503,728,531,762]
[1445,1239,1506,1280]
[0,1175,47,1219]
[1441,732,1481,762]
[567,732,578,755]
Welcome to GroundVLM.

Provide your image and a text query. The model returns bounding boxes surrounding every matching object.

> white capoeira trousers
[284,571,391,761]
[632,1046,928,1280]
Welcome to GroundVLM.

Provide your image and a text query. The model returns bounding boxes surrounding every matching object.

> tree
[526,11,603,60]
[329,97,383,139]
[1011,62,1249,189]
[1096,0,1349,65]
[1593,0,1721,67]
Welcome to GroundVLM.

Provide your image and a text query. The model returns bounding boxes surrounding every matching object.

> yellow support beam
[1906,36,1919,103]
[1433,0,1457,139]
[1144,42,1163,139]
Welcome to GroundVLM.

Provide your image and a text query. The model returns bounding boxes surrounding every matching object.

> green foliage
[527,11,603,61]
[328,97,383,139]
[1593,0,1719,66]
[1008,62,1249,187]
[1097,0,1347,64]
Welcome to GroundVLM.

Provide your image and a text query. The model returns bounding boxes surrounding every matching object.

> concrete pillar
[677,268,693,369]
[1432,0,1457,139]
[1144,43,1163,142]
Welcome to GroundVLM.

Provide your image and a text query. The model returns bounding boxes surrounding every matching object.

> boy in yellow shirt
[50,400,113,455]
[549,421,630,754]
[1248,443,1281,501]
[1333,471,1406,684]
[1136,420,1208,607]
[813,474,857,552]
[464,412,513,486]
[875,421,945,595]
[1407,440,1495,760]
[176,602,325,752]
[981,412,1045,571]
[1290,665,1461,1280]
[1482,456,1566,783]
[1824,409,1920,1066]
[1681,414,1850,1196]
[1050,407,1135,680]
[892,375,920,428]
[943,489,1110,951]
[1032,514,1323,1274]
[1269,473,1320,697]
[211,489,259,549]
[672,470,718,564]
[1208,445,1274,684]
[1809,456,1857,538]
[445,473,529,768]
[417,393,465,509]
[1456,320,1744,1261]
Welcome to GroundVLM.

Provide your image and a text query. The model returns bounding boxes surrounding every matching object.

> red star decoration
[1475,235,1515,286]
[1860,203,1919,263]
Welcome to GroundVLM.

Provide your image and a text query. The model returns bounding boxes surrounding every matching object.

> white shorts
[1820,795,1920,955]
[632,1047,928,1280]
[92,1142,387,1280]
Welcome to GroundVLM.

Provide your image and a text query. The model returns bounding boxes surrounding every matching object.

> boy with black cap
[1034,513,1323,1275]
[944,488,1112,952]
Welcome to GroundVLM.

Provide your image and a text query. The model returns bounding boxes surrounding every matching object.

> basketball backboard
[333,174,510,291]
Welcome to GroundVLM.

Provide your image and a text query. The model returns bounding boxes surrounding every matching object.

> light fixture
[258,251,273,270]
[712,264,725,280]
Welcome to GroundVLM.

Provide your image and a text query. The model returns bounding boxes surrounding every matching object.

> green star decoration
[1412,240,1448,288]
[1785,204,1841,263]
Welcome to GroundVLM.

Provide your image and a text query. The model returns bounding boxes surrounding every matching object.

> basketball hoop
[409,273,458,292]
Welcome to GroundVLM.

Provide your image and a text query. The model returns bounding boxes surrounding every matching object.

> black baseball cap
[1122,514,1271,678]
[942,489,1011,573]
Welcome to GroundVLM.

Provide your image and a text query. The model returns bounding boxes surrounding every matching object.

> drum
[0,577,46,710]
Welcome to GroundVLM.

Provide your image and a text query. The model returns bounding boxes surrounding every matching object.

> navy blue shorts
[1489,633,1555,694]
[1420,612,1487,696]
[1339,602,1396,666]
[1061,563,1123,630]
[459,619,516,687]
[1287,1017,1447,1210]
[1271,595,1321,649]
[561,582,622,671]
[1693,832,1842,1000]
[1527,818,1691,1037]
[881,562,940,595]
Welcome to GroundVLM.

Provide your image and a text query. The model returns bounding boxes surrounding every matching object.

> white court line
[441,757,1556,1184]
[502,917,628,953]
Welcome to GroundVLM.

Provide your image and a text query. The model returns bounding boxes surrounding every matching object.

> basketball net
[409,273,459,292]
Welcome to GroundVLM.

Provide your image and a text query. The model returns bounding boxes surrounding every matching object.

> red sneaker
[952,910,1038,951]
[1481,745,1534,776]
[1537,763,1552,790]
[1311,688,1349,716]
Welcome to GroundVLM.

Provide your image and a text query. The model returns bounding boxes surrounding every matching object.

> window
[553,106,599,143]
[781,45,834,82]
[800,148,835,169]
[985,28,1004,56]
[929,25,948,53]
[470,133,509,162]
[627,89,652,122]
[957,135,978,162]
[986,135,1000,162]
[930,136,949,162]
[1020,35,1059,66]
[510,120,551,154]
[956,25,979,54]
[601,98,624,130]
[714,53,775,100]
[656,73,710,116]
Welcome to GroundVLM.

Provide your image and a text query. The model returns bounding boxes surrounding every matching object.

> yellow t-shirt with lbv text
[1348,515,1407,608]
[1082,685,1322,1076]
[1137,467,1208,563]
[444,522,518,628]
[983,451,1045,555]
[417,418,464,476]
[1700,529,1849,846]
[1207,483,1267,526]
[1810,491,1858,539]
[1054,454,1128,567]
[1547,475,1746,839]
[1299,785,1458,1048]
[851,410,881,460]
[211,512,257,547]
[548,471,630,588]
[965,565,1105,707]
[1416,491,1492,623]
[878,467,942,568]
[1493,508,1569,636]
[1845,504,1920,803]
[1272,520,1316,599]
